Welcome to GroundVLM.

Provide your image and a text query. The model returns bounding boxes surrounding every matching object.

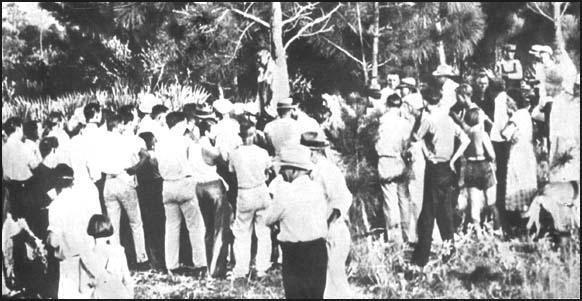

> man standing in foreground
[411,88,470,267]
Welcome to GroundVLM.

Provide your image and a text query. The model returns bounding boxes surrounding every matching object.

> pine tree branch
[284,3,341,50]
[227,22,255,64]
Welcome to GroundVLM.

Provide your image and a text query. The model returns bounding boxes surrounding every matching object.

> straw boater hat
[397,77,417,90]
[277,97,298,109]
[432,64,456,77]
[276,145,314,171]
[529,44,553,57]
[504,44,516,52]
[300,131,329,149]
[193,103,217,120]
[138,93,160,114]
[213,97,234,115]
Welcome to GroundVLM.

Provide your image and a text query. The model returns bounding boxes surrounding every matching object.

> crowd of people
[1,42,580,299]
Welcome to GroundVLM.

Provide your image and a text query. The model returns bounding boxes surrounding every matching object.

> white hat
[213,98,234,115]
[398,77,417,89]
[138,93,160,114]
[277,97,298,109]
[432,64,456,77]
[276,144,314,171]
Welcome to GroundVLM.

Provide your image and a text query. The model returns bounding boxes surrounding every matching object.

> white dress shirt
[69,124,106,183]
[2,135,36,181]
[311,158,353,219]
[490,91,509,143]
[156,132,193,180]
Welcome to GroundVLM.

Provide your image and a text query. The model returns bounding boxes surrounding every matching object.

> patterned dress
[504,109,538,212]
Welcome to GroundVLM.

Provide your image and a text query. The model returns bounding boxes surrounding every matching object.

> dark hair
[107,114,122,131]
[48,111,64,122]
[239,118,255,139]
[54,164,74,189]
[39,136,59,158]
[100,108,114,127]
[119,110,134,125]
[151,105,169,119]
[23,121,39,141]
[386,93,402,108]
[384,67,402,78]
[182,103,197,122]
[507,88,528,109]
[138,132,156,151]
[465,108,481,127]
[3,117,23,135]
[422,87,442,106]
[277,107,294,117]
[198,119,216,137]
[118,104,135,117]
[166,111,186,129]
[83,102,101,122]
[87,214,114,238]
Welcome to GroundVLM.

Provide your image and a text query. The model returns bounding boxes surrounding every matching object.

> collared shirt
[376,110,413,158]
[490,92,509,142]
[2,135,36,181]
[229,144,271,189]
[441,78,460,111]
[136,115,157,136]
[265,175,328,243]
[296,111,324,138]
[264,117,302,156]
[69,124,106,183]
[311,158,352,219]
[416,107,469,163]
[100,132,143,186]
[156,131,193,180]
[23,139,42,168]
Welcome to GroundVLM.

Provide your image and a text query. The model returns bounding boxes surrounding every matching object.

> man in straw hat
[495,43,523,89]
[432,64,460,111]
[300,131,353,299]
[264,144,328,299]
[264,97,301,157]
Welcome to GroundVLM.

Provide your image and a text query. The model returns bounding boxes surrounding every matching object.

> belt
[379,154,399,158]
[466,156,487,162]
[238,183,265,190]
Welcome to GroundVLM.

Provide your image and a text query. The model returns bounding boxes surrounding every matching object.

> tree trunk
[356,2,368,84]
[370,2,380,88]
[435,21,446,65]
[271,2,290,102]
[553,2,565,50]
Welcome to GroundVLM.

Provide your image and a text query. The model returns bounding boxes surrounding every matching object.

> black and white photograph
[2,2,580,299]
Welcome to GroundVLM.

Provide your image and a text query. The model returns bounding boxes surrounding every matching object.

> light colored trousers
[104,176,148,263]
[163,178,207,270]
[324,219,353,299]
[232,185,272,277]
[381,181,411,243]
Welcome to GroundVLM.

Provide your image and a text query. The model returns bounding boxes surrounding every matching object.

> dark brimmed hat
[300,131,329,149]
[193,104,217,120]
[366,87,382,99]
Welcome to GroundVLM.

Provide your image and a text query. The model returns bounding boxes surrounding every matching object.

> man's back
[264,117,301,156]
[417,108,465,162]
[156,133,192,180]
[229,144,270,189]
[2,135,35,181]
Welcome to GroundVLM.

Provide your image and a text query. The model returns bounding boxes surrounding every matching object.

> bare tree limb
[322,36,363,65]
[227,22,255,64]
[284,3,341,50]
[560,2,570,19]
[282,2,318,26]
[527,2,554,22]
[337,11,359,35]
[230,7,270,28]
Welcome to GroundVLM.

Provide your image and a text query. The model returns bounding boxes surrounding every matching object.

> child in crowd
[79,214,133,299]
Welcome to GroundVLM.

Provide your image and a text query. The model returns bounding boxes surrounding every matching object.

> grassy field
[133,225,580,299]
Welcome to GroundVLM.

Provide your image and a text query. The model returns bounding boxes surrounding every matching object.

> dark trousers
[412,162,456,267]
[492,142,511,234]
[196,180,232,278]
[137,178,165,269]
[4,180,30,221]
[95,174,107,215]
[280,238,327,299]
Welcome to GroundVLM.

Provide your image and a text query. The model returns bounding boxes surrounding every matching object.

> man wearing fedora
[264,97,301,157]
[264,145,328,299]
[300,131,353,299]
[433,64,460,111]
[495,44,523,90]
